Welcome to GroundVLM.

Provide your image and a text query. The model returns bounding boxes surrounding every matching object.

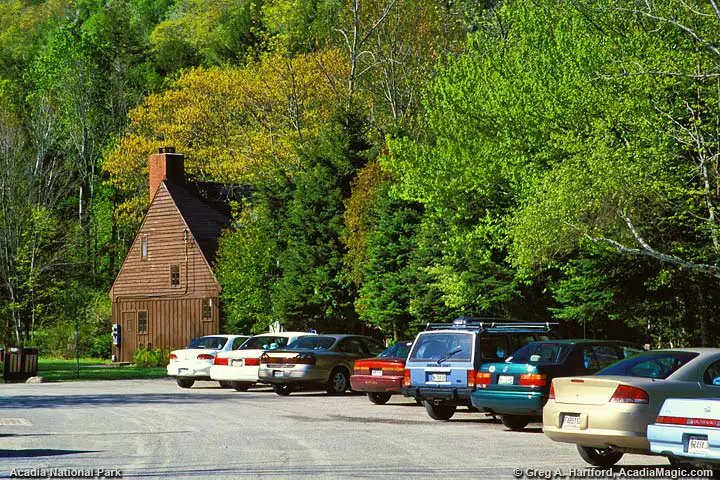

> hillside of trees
[2,0,720,357]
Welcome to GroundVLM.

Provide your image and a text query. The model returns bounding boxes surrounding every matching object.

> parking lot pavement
[0,379,675,479]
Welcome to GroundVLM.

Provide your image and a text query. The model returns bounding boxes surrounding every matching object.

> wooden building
[109,147,232,362]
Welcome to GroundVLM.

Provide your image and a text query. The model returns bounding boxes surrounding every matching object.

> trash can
[2,347,38,383]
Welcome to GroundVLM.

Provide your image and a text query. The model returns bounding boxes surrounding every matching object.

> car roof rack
[424,317,557,332]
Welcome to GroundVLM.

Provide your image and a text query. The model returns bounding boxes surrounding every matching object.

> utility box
[2,347,38,383]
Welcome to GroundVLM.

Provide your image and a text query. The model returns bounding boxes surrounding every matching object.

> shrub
[133,347,171,367]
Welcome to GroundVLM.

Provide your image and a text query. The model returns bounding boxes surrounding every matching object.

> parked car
[401,318,556,421]
[648,397,720,466]
[472,340,643,430]
[258,334,385,395]
[209,332,314,391]
[351,340,414,405]
[543,348,720,467]
[167,334,249,388]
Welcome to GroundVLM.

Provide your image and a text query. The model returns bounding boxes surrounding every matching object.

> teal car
[471,339,643,430]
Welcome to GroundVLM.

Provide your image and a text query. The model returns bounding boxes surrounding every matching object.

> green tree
[271,108,371,332]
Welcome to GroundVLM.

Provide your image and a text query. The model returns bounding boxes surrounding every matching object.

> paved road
[0,379,688,479]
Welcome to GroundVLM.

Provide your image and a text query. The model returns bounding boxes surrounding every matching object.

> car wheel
[422,400,456,421]
[467,405,480,413]
[272,384,294,396]
[576,445,624,467]
[367,392,392,405]
[219,381,232,389]
[231,381,252,392]
[326,368,350,395]
[500,414,530,431]
[176,378,195,389]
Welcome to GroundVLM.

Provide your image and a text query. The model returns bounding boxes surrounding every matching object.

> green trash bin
[2,347,38,383]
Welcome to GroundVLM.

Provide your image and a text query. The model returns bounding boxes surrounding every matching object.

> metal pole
[75,316,79,379]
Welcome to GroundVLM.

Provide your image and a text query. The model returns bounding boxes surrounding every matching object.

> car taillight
[197,353,215,360]
[244,357,260,366]
[467,370,477,389]
[169,354,177,361]
[403,369,411,387]
[213,357,228,366]
[656,416,720,427]
[609,385,649,404]
[354,362,370,375]
[548,382,555,400]
[519,374,546,387]
[292,354,316,365]
[475,372,492,388]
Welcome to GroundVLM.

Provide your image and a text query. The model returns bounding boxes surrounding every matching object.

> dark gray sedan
[258,334,385,395]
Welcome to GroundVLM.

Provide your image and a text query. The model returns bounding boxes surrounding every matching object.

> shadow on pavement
[0,449,98,458]
[0,392,267,410]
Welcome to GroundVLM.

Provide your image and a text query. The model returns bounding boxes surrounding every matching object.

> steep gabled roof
[164,181,232,265]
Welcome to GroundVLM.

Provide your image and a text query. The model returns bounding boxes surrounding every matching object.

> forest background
[2,0,720,358]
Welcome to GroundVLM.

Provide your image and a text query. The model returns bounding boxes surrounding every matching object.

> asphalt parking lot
[0,379,697,479]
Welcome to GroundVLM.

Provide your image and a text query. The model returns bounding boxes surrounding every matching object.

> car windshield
[596,351,699,379]
[409,333,472,362]
[379,341,412,358]
[506,342,573,364]
[187,336,228,349]
[240,336,293,350]
[287,336,336,350]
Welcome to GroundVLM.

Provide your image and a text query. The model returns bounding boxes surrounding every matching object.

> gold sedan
[543,348,720,467]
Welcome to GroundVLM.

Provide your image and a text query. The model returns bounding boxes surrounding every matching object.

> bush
[133,347,171,367]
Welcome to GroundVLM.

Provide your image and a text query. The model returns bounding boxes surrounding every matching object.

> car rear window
[287,336,336,350]
[187,336,228,349]
[409,333,472,362]
[240,336,293,350]
[507,342,573,364]
[595,351,699,379]
[379,341,413,358]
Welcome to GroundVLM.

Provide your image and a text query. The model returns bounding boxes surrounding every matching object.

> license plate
[498,375,514,385]
[562,414,581,429]
[178,368,188,375]
[273,370,283,377]
[430,373,447,382]
[231,359,243,367]
[371,369,382,377]
[688,436,709,454]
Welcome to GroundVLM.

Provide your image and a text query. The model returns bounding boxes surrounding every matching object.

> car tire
[176,378,195,389]
[367,392,392,405]
[231,381,252,392]
[326,368,350,395]
[667,457,695,468]
[272,384,294,396]
[467,405,480,413]
[422,400,456,421]
[576,445,624,467]
[500,414,530,431]
[219,381,232,389]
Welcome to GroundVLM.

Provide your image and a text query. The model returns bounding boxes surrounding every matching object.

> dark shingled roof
[164,181,234,265]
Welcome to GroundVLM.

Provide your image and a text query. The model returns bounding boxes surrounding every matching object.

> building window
[138,311,148,334]
[140,236,148,260]
[202,299,212,321]
[170,264,180,287]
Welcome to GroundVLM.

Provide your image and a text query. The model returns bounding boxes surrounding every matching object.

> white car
[167,334,249,388]
[209,332,314,391]
[648,397,720,466]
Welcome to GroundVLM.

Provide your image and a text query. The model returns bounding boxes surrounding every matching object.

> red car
[350,340,413,404]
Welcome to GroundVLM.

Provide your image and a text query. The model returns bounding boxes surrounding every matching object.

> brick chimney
[149,147,184,202]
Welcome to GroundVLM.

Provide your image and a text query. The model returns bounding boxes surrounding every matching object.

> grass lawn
[36,358,168,382]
